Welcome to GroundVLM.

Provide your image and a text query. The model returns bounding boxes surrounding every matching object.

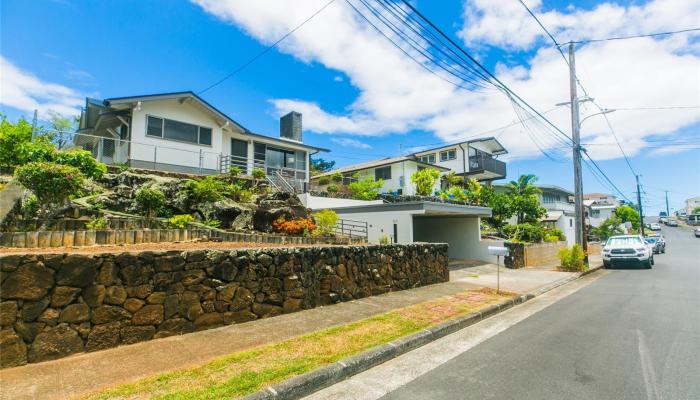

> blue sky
[1,0,698,214]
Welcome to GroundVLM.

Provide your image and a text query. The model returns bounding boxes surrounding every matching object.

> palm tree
[505,174,542,223]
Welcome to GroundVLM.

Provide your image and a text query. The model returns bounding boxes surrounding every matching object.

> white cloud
[331,137,372,149]
[0,56,84,118]
[193,0,700,160]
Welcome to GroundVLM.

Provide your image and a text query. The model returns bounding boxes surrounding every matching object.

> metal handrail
[335,218,368,239]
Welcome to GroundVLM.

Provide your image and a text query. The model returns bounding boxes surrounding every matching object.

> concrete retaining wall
[0,243,448,368]
[505,242,567,269]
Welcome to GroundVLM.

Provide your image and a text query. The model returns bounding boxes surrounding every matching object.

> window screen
[375,166,391,180]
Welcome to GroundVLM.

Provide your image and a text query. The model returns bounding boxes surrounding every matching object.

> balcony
[467,154,506,180]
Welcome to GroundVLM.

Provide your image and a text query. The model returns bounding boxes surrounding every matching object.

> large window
[440,149,456,161]
[375,166,391,180]
[146,115,212,146]
[418,153,436,164]
[542,193,561,203]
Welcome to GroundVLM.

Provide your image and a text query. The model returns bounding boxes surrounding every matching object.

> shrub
[184,176,225,204]
[227,183,254,203]
[86,216,109,230]
[317,176,331,186]
[558,244,587,271]
[544,227,566,242]
[447,186,467,202]
[501,223,546,243]
[272,217,316,235]
[135,187,165,221]
[252,168,266,180]
[55,149,107,179]
[14,162,83,207]
[169,214,194,229]
[348,175,383,200]
[331,172,344,183]
[313,209,338,236]
[21,194,39,219]
[23,138,57,164]
[228,165,241,178]
[0,116,32,168]
[591,215,624,240]
[379,234,391,245]
[411,168,440,196]
[202,218,221,229]
[326,183,339,195]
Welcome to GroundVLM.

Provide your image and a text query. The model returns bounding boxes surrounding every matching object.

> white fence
[74,133,221,175]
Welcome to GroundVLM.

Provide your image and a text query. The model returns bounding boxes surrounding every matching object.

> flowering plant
[272,217,317,235]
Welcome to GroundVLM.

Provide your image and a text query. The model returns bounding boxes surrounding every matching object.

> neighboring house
[583,193,619,206]
[494,183,576,246]
[75,91,327,191]
[685,196,700,215]
[411,137,508,182]
[584,193,618,228]
[311,156,450,196]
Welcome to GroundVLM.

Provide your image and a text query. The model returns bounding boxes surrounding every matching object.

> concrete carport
[330,201,492,260]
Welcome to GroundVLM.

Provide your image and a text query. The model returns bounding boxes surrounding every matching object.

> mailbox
[488,246,509,257]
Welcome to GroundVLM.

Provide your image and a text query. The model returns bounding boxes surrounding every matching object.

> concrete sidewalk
[0,261,595,400]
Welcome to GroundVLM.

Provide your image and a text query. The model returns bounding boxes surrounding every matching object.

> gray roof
[313,156,450,179]
[329,201,492,217]
[411,137,508,156]
[493,183,574,196]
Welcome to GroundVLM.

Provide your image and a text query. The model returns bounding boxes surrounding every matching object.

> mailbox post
[488,246,510,294]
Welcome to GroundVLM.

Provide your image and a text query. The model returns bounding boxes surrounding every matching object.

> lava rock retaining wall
[0,243,448,368]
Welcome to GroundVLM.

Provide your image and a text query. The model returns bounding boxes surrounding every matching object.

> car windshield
[607,237,643,246]
[645,238,657,243]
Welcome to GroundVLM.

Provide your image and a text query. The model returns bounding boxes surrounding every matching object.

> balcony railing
[468,154,506,178]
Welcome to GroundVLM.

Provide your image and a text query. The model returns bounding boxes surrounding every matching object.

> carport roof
[329,201,492,217]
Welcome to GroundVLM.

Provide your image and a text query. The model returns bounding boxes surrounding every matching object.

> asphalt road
[378,225,700,400]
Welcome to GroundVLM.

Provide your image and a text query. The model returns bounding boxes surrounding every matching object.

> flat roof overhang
[330,201,492,218]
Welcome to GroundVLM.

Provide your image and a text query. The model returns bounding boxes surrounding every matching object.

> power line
[515,0,568,64]
[197,0,338,95]
[568,28,700,44]
[581,150,632,203]
[610,106,700,111]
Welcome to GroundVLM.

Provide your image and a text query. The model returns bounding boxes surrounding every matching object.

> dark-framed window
[419,153,436,164]
[440,149,456,161]
[375,166,391,180]
[146,115,213,146]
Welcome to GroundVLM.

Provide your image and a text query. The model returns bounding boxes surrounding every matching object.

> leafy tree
[506,174,546,224]
[348,174,383,200]
[692,206,700,214]
[135,187,165,222]
[411,168,440,196]
[614,205,640,230]
[0,115,56,168]
[46,111,77,150]
[592,215,624,240]
[14,162,83,209]
[479,185,513,229]
[310,157,335,175]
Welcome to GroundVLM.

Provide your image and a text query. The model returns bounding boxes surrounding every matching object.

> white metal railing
[220,154,307,192]
[73,132,220,175]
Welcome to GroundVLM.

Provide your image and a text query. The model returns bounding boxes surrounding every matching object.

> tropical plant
[202,218,221,228]
[348,174,383,200]
[447,186,467,202]
[505,174,546,224]
[411,168,441,196]
[479,186,514,229]
[558,244,587,272]
[591,215,624,240]
[614,205,640,230]
[463,178,483,205]
[443,171,462,187]
[55,149,107,179]
[310,157,335,175]
[14,162,83,208]
[272,217,316,235]
[317,176,331,186]
[184,176,225,204]
[252,168,266,180]
[86,216,109,230]
[326,183,339,196]
[228,165,241,178]
[501,223,546,243]
[135,187,165,222]
[169,214,194,229]
[313,209,338,236]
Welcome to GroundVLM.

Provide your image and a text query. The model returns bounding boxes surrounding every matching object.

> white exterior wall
[589,207,615,228]
[130,99,223,171]
[221,132,312,181]
[353,161,442,196]
[686,197,700,215]
[414,145,466,174]
[555,215,576,246]
[334,209,414,244]
[297,194,383,209]
[412,216,488,260]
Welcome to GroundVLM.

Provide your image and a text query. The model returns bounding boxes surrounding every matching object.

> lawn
[85,288,513,400]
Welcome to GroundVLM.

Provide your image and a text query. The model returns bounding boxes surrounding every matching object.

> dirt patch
[0,240,334,255]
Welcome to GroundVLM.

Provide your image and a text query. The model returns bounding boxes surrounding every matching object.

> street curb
[241,265,603,400]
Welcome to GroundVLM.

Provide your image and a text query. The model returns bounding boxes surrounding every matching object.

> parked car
[695,227,700,238]
[666,220,678,227]
[603,235,654,269]
[659,217,668,224]
[644,237,665,254]
[648,223,662,231]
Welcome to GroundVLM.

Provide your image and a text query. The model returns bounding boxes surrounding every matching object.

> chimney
[280,111,302,142]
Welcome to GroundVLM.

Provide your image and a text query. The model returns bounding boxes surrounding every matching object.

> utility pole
[568,42,586,253]
[665,190,670,217]
[30,109,38,141]
[636,175,645,236]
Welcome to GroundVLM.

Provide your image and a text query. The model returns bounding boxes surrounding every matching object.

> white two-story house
[75,91,327,191]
